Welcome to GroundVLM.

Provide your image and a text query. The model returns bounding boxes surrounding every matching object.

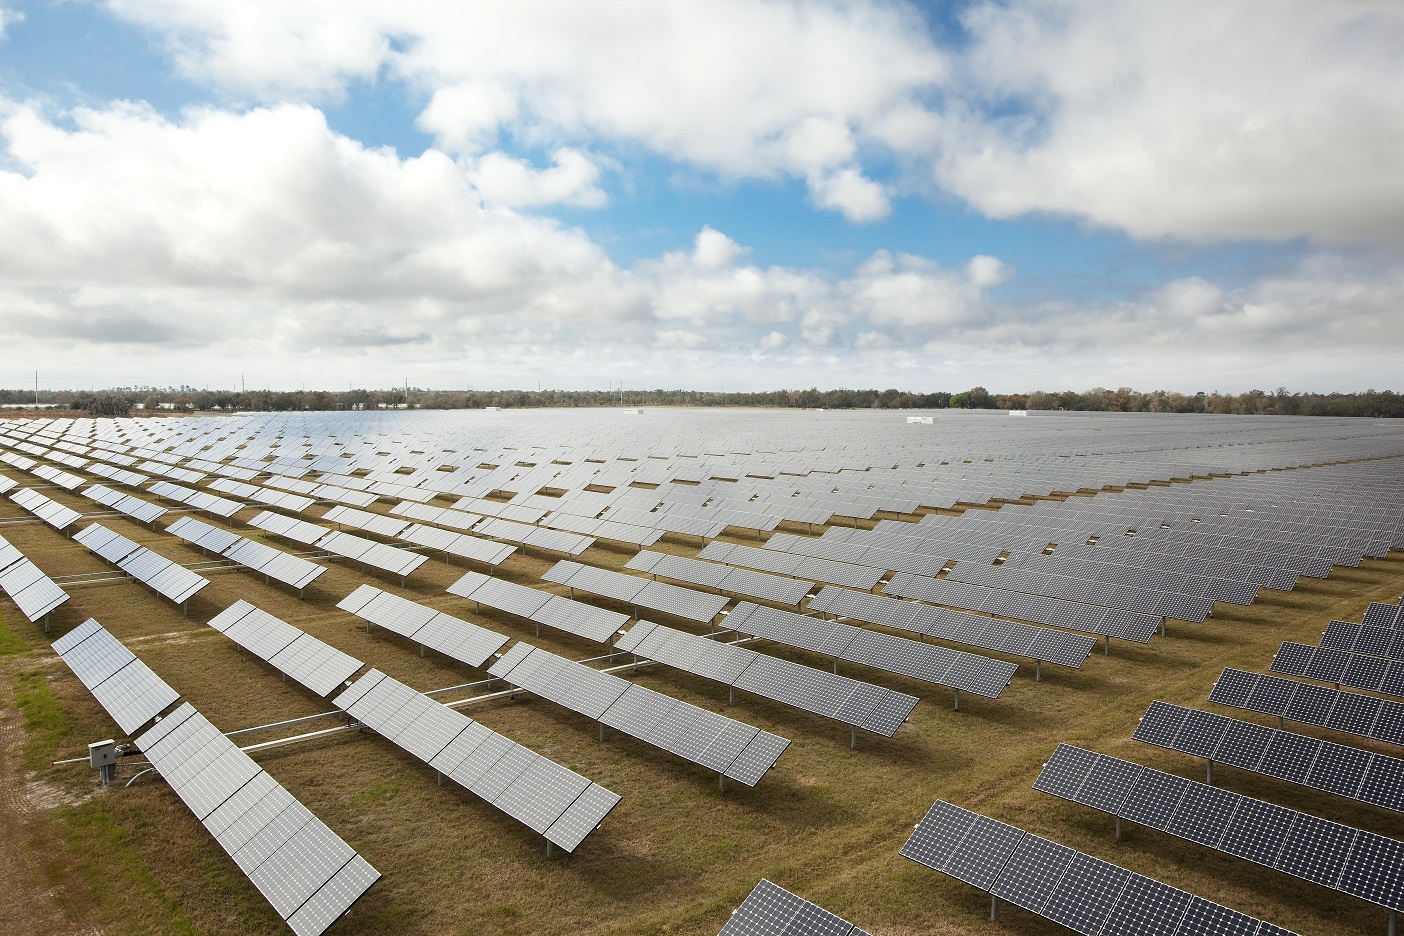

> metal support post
[546,841,555,857]
[991,896,998,921]
[1104,634,1110,655]
[719,773,725,793]
[833,657,838,674]
[1206,759,1214,785]
[419,644,425,657]
[1115,815,1122,841]
[953,689,961,712]
[1389,909,1396,936]
[436,770,443,787]
[1035,659,1041,682]
[728,686,735,705]
[1160,619,1166,637]
[850,725,857,750]
[598,722,605,742]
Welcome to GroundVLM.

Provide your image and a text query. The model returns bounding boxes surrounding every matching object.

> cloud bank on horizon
[1,0,1402,393]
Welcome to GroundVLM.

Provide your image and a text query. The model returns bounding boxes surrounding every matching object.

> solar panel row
[544,559,730,623]
[74,523,210,606]
[1134,700,1404,815]
[147,479,244,517]
[626,550,813,605]
[1271,640,1404,700]
[698,541,884,591]
[207,600,363,697]
[333,669,620,852]
[209,477,314,513]
[901,799,1296,936]
[1034,743,1404,914]
[336,584,508,668]
[725,602,1017,700]
[487,642,790,786]
[882,572,1162,643]
[1321,619,1404,661]
[718,879,871,936]
[82,483,168,523]
[446,570,626,643]
[0,534,69,621]
[616,620,918,737]
[944,562,1214,622]
[807,585,1095,669]
[1209,667,1404,746]
[167,515,327,592]
[9,486,83,530]
[52,619,181,734]
[136,703,380,936]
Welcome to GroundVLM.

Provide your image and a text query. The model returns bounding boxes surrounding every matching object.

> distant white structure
[906,416,935,425]
[1009,410,1028,417]
[621,408,642,414]
[484,406,500,411]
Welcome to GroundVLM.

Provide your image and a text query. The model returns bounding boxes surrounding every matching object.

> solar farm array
[1,408,1404,935]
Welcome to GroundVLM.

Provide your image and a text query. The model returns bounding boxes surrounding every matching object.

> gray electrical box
[89,740,116,768]
[89,739,117,783]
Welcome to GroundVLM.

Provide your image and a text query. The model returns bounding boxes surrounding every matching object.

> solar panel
[625,550,813,605]
[71,524,144,561]
[698,541,884,591]
[10,487,84,530]
[248,510,331,545]
[167,515,242,554]
[726,602,1016,700]
[315,530,427,578]
[209,600,363,697]
[1210,667,1404,745]
[136,703,379,935]
[148,480,244,518]
[321,504,412,539]
[397,523,517,566]
[1134,700,1404,820]
[809,585,1095,669]
[488,643,790,786]
[882,571,1162,643]
[333,669,619,852]
[901,799,1296,935]
[81,483,169,523]
[336,584,508,667]
[1034,743,1404,914]
[718,879,867,936]
[473,516,594,555]
[118,547,210,604]
[0,539,69,621]
[446,571,625,643]
[1272,640,1404,699]
[222,538,328,591]
[52,619,180,734]
[617,620,918,737]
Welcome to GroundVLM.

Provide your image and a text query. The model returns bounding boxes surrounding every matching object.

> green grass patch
[0,612,27,655]
[360,780,399,803]
[55,803,202,936]
[14,670,67,763]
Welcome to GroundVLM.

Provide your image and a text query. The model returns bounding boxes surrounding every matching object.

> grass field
[3,473,1404,936]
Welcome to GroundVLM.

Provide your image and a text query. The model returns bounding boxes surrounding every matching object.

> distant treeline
[1,385,1402,418]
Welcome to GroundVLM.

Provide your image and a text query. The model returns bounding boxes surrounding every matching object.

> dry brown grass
[3,482,1404,936]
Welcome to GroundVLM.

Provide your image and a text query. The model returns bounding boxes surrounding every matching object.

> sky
[0,1,1401,395]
